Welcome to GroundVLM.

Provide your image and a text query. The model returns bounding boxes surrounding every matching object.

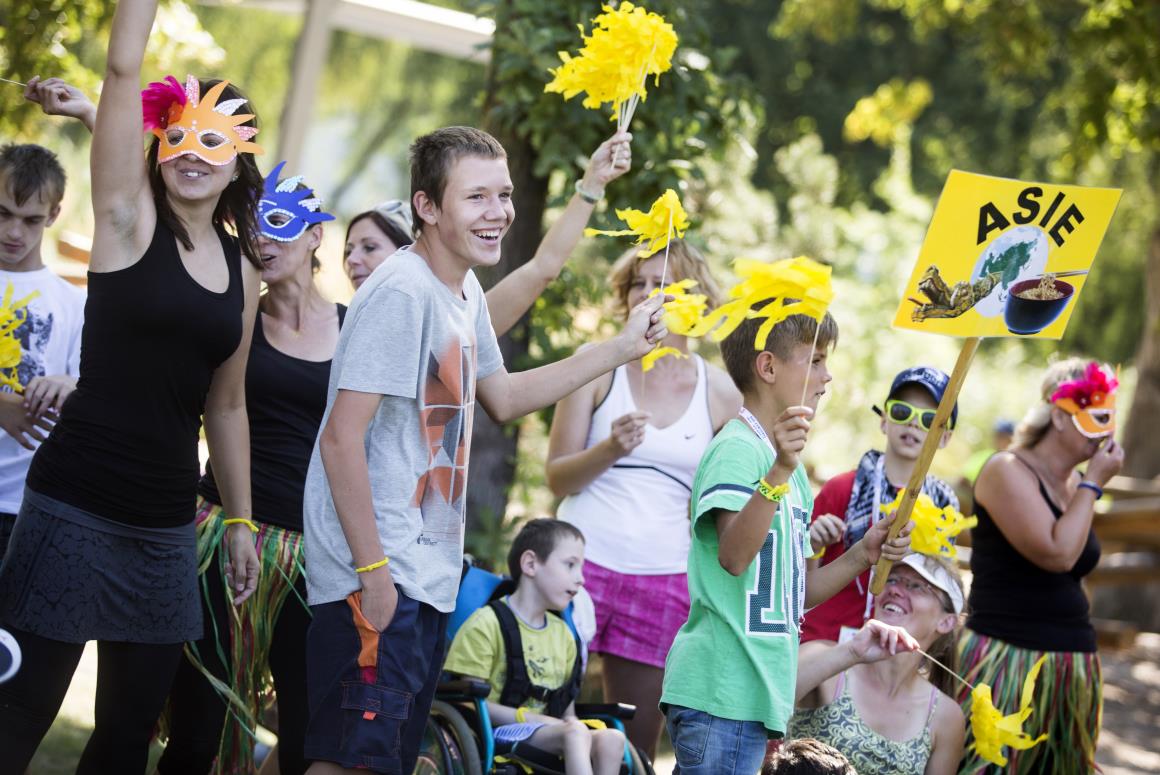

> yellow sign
[893,170,1122,339]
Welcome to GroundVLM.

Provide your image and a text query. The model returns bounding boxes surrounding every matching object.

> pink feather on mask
[1050,362,1118,407]
[141,75,187,131]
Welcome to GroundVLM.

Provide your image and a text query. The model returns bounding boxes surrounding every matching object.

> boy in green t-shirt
[444,519,626,774]
[660,309,914,775]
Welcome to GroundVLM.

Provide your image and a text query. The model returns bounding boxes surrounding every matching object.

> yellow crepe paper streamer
[585,189,689,258]
[639,280,709,372]
[641,345,686,372]
[649,279,709,335]
[969,656,1049,766]
[689,256,833,349]
[544,2,678,121]
[880,489,976,559]
[0,283,39,392]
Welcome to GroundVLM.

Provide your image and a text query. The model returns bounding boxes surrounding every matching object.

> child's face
[528,536,586,612]
[421,154,514,270]
[769,342,832,411]
[0,177,59,269]
[880,384,951,461]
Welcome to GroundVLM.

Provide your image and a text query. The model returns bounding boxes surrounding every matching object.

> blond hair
[1013,357,1105,449]
[608,239,722,319]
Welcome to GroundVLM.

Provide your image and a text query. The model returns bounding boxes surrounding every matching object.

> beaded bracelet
[222,517,259,534]
[355,557,390,574]
[1077,481,1104,500]
[756,478,790,503]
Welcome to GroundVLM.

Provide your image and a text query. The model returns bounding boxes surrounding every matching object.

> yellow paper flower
[880,489,977,559]
[969,656,1049,766]
[545,2,678,120]
[585,189,689,257]
[689,256,833,349]
[0,282,38,392]
[641,345,686,372]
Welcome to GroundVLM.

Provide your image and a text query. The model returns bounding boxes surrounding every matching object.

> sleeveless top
[199,304,346,531]
[967,452,1100,652]
[556,356,714,574]
[788,671,938,775]
[28,218,245,528]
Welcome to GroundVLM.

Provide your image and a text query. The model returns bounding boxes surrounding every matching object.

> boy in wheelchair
[443,519,629,774]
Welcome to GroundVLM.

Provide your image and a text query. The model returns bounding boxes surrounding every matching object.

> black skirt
[0,488,201,644]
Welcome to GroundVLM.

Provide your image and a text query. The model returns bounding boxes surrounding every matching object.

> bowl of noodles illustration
[1003,274,1074,335]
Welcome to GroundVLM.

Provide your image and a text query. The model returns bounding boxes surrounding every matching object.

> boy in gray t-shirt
[302,126,667,775]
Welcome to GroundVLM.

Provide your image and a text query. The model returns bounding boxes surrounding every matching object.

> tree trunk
[464,0,549,563]
[1122,224,1160,479]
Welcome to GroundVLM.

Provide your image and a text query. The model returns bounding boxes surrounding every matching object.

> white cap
[897,553,964,614]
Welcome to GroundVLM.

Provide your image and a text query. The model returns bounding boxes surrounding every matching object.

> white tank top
[557,356,715,574]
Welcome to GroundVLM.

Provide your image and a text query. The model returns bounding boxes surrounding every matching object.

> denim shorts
[304,587,448,774]
[664,704,768,775]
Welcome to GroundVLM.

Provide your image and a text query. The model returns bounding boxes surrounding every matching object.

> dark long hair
[147,79,263,269]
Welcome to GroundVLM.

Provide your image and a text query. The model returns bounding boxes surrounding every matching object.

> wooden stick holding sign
[875,169,1121,592]
[869,337,980,594]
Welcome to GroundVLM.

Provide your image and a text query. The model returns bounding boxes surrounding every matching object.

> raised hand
[620,293,670,360]
[24,76,97,130]
[581,131,633,195]
[770,406,813,475]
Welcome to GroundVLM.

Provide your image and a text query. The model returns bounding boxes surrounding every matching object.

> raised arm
[484,132,631,336]
[477,293,665,425]
[976,444,1122,573]
[90,0,156,239]
[204,260,261,604]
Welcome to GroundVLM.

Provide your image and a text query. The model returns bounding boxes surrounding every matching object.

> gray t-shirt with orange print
[303,246,503,612]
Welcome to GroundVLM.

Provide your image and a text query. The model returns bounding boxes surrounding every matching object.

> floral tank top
[788,671,938,775]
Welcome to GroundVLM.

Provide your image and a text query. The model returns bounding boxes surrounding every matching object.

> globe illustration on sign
[969,225,1049,318]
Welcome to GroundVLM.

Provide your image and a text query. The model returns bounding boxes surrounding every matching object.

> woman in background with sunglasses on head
[802,367,960,647]
[956,358,1123,774]
[343,131,632,337]
[0,0,262,769]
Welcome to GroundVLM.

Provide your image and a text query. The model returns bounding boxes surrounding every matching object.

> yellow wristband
[515,706,529,723]
[756,478,790,503]
[355,557,390,574]
[222,517,259,534]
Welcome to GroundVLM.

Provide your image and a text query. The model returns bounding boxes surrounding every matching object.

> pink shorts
[583,560,691,668]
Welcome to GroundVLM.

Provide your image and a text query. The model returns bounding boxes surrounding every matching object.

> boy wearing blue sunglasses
[801,366,959,645]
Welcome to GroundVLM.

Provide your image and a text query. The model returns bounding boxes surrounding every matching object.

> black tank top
[967,453,1100,652]
[198,304,346,530]
[28,218,245,527]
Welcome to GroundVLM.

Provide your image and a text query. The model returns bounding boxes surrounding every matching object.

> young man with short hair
[302,126,666,775]
[0,144,85,560]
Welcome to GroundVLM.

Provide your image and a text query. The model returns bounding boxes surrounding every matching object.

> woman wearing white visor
[789,553,967,774]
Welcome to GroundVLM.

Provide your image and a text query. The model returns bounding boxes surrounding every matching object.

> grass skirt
[955,627,1102,774]
[183,499,308,774]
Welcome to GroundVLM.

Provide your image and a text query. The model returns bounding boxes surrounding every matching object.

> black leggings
[158,540,311,775]
[0,628,183,775]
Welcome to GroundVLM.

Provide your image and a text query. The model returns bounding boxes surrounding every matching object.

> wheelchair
[414,561,656,775]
